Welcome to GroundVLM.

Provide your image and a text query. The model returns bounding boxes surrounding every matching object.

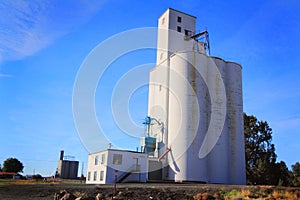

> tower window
[185,29,192,36]
[162,17,165,25]
[177,16,182,23]
[177,26,181,32]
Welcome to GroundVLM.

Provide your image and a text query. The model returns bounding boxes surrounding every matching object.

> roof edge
[158,8,196,19]
[210,56,243,69]
[89,148,146,155]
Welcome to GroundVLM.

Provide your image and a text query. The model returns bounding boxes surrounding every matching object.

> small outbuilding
[86,149,148,184]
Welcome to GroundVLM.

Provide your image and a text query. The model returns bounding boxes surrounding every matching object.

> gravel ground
[0,183,299,200]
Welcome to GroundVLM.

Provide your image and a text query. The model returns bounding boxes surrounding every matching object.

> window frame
[177,16,182,23]
[185,29,192,36]
[177,26,182,33]
[100,170,104,181]
[101,154,105,165]
[112,154,123,165]
[95,155,99,165]
[93,171,97,181]
[87,172,91,181]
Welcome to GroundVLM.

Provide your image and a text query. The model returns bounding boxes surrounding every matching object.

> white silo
[147,8,246,184]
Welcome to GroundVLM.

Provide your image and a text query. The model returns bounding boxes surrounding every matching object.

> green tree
[269,161,292,186]
[244,113,276,185]
[292,162,300,177]
[2,158,24,173]
[32,174,43,180]
[244,113,292,186]
[291,162,300,186]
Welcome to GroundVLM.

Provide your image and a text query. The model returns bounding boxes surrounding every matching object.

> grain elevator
[146,8,246,184]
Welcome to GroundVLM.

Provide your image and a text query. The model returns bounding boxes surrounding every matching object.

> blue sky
[0,0,299,176]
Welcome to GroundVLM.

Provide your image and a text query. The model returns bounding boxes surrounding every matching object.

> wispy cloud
[0,73,12,78]
[272,116,300,136]
[0,0,105,62]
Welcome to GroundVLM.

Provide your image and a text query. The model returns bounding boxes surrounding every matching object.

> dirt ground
[0,182,299,200]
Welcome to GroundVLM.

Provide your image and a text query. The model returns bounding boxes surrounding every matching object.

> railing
[117,164,141,183]
[158,147,171,162]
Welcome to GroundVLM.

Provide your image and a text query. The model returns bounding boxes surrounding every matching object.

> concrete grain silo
[57,150,79,179]
[147,8,246,184]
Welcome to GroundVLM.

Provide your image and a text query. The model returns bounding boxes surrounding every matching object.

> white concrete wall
[148,57,174,161]
[86,150,148,184]
[106,150,148,184]
[156,8,201,66]
[150,9,205,173]
[167,52,245,184]
[86,150,108,184]
[167,52,199,182]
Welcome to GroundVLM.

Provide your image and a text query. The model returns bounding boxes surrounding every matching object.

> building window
[93,171,97,181]
[95,155,98,165]
[185,29,192,36]
[159,85,162,91]
[100,171,104,181]
[177,16,182,23]
[161,17,165,25]
[87,172,91,181]
[101,154,105,165]
[177,26,181,33]
[113,154,123,165]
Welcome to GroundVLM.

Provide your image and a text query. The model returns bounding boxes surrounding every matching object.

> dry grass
[201,192,214,200]
[0,179,83,185]
[285,188,299,200]
[241,189,251,198]
[272,190,289,200]
[194,193,201,200]
[219,187,300,200]
[213,192,221,199]
[286,192,298,200]
[73,191,87,198]
[0,179,38,185]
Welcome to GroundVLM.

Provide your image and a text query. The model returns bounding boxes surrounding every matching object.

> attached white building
[86,149,148,184]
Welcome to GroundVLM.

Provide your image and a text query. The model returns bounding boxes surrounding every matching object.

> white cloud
[0,0,105,62]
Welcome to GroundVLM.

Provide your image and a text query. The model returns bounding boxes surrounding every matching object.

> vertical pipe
[60,150,64,160]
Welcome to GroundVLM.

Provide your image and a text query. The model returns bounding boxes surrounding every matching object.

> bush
[32,174,43,180]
